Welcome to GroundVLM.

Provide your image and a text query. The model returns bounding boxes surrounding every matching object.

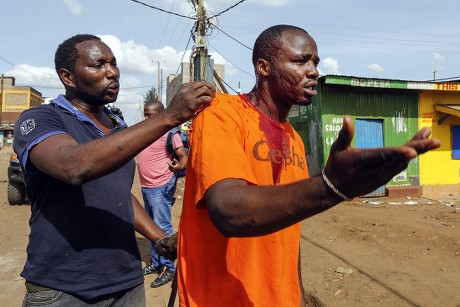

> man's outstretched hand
[155,233,178,260]
[324,117,441,199]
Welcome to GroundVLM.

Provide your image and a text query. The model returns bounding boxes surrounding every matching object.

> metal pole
[158,61,162,102]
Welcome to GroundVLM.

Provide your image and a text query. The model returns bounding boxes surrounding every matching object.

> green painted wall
[289,78,419,186]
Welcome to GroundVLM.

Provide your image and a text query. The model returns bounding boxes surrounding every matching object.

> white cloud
[433,52,445,64]
[63,0,83,15]
[5,64,62,97]
[5,34,244,125]
[321,57,339,74]
[367,63,384,72]
[99,35,240,90]
[208,51,239,77]
[96,36,195,124]
[433,52,445,72]
[100,35,194,76]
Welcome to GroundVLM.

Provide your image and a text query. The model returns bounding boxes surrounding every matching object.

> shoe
[151,267,175,288]
[143,264,160,275]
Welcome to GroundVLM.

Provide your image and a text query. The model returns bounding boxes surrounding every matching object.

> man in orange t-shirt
[175,25,440,306]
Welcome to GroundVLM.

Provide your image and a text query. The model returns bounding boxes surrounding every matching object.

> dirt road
[0,145,459,307]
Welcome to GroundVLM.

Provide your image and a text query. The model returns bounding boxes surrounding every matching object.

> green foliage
[143,87,159,105]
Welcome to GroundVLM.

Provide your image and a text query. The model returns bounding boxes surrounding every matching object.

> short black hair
[145,100,164,111]
[252,24,308,67]
[54,34,101,75]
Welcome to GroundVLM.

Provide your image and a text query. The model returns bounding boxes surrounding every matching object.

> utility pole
[194,0,207,81]
[157,61,162,102]
[0,74,3,125]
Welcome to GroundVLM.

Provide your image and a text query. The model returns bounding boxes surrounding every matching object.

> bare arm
[132,194,168,242]
[205,116,440,238]
[168,145,187,172]
[206,174,338,237]
[28,81,215,185]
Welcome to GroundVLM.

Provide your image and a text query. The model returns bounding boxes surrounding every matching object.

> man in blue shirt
[13,34,215,306]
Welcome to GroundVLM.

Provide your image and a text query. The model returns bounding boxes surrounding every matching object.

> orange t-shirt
[177,93,309,307]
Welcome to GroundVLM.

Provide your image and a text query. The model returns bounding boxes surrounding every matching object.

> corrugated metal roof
[321,74,460,84]
[435,104,460,117]
[321,75,460,91]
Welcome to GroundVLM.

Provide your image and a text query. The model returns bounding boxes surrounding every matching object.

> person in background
[137,100,187,288]
[174,24,440,306]
[13,33,215,306]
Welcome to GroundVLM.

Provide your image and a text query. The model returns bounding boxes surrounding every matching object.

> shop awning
[434,104,460,124]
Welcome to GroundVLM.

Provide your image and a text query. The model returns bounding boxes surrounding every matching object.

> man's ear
[256,59,271,77]
[59,69,75,89]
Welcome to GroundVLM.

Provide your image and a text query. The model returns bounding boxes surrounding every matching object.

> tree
[143,87,159,105]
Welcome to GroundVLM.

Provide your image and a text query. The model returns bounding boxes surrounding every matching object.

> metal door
[453,126,460,159]
[355,119,386,197]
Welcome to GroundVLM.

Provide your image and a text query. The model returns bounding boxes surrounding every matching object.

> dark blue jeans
[22,283,145,307]
[141,175,177,271]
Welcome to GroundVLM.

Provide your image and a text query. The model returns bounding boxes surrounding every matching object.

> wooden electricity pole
[194,0,207,81]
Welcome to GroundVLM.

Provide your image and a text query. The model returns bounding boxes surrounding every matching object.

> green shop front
[288,75,419,197]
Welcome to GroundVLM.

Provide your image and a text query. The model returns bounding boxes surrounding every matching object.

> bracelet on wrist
[321,169,352,201]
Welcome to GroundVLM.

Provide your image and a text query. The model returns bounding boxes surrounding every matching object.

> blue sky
[1,0,459,125]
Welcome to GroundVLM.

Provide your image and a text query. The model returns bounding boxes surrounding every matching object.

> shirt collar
[50,94,128,132]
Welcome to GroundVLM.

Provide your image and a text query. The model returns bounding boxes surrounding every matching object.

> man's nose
[307,62,319,79]
[106,64,120,78]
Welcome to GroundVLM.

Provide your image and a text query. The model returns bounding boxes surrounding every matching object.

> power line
[219,76,238,94]
[18,84,63,90]
[172,19,194,50]
[209,0,247,18]
[423,75,460,82]
[319,38,460,54]
[157,0,176,48]
[175,33,193,76]
[0,56,58,80]
[166,1,192,48]
[211,23,252,50]
[15,84,153,91]
[128,0,194,19]
[315,30,460,47]
[207,41,254,78]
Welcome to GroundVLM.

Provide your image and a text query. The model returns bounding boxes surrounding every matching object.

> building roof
[322,75,460,91]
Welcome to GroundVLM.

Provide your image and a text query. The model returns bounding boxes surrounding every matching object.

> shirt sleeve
[188,105,258,206]
[172,132,184,151]
[13,106,67,171]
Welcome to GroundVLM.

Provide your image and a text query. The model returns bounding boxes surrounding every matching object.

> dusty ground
[0,145,459,307]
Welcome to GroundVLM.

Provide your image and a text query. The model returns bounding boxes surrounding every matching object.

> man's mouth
[304,85,317,97]
[107,83,120,94]
[303,79,318,97]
